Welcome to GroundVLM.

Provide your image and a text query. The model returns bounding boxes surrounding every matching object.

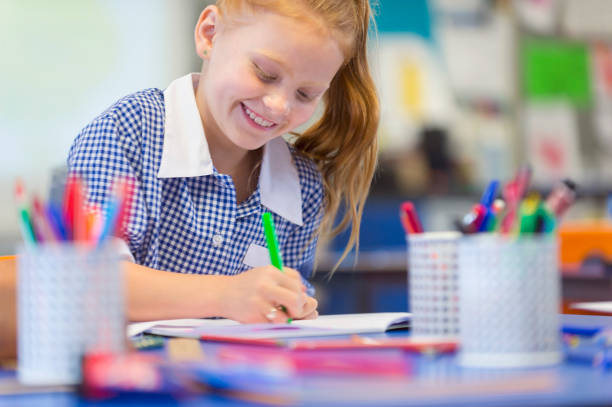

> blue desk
[2,314,612,407]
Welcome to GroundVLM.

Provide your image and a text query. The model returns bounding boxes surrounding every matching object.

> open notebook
[128,312,411,339]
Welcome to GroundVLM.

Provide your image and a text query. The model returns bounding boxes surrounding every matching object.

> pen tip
[14,178,25,199]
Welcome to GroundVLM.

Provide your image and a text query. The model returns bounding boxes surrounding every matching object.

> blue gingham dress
[67,87,324,293]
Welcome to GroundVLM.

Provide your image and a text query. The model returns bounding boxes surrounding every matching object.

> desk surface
[2,314,612,407]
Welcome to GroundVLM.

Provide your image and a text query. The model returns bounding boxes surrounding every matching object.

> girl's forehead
[220,6,352,59]
[219,12,344,82]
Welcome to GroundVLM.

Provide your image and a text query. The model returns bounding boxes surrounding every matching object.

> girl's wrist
[199,274,231,318]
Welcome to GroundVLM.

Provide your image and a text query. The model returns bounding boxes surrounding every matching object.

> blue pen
[97,196,121,245]
[46,202,67,241]
[478,180,499,232]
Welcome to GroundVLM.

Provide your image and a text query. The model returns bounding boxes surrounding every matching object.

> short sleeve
[67,101,148,262]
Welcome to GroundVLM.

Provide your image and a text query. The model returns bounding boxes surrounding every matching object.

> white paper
[128,312,411,339]
[127,318,239,338]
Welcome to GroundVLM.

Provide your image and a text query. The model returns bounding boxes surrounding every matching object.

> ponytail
[294,0,379,272]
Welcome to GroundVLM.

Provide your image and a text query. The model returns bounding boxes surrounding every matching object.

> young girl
[67,0,379,323]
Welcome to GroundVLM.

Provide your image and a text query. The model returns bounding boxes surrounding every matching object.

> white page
[293,313,411,333]
[129,312,411,339]
[127,318,239,338]
[193,313,412,340]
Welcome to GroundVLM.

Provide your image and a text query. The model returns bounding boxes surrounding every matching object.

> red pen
[32,196,56,243]
[112,177,136,239]
[460,203,487,234]
[63,174,86,242]
[400,201,423,234]
[500,165,532,234]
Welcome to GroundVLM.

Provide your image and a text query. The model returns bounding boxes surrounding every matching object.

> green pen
[535,203,556,234]
[519,193,540,235]
[262,212,292,323]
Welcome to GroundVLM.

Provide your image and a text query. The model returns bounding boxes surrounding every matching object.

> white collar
[158,73,303,226]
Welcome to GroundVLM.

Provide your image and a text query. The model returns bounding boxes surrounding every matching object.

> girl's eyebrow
[252,51,328,89]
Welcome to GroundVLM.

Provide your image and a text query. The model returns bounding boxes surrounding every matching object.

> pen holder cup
[408,232,461,339]
[17,243,126,385]
[457,235,561,368]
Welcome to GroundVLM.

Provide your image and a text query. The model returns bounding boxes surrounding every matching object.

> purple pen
[545,178,577,219]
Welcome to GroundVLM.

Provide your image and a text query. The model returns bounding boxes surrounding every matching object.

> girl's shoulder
[96,88,165,123]
[287,143,324,201]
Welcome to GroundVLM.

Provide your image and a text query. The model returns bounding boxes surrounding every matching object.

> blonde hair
[217,0,380,272]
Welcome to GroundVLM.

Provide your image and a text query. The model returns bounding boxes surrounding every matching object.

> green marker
[262,212,292,323]
[519,194,540,236]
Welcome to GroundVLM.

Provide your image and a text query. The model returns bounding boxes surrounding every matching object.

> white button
[212,234,223,247]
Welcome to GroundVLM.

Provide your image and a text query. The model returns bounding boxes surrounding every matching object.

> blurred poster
[454,107,514,189]
[523,103,583,186]
[522,39,591,107]
[432,2,515,102]
[591,43,612,179]
[563,0,612,39]
[513,0,559,34]
[375,35,454,152]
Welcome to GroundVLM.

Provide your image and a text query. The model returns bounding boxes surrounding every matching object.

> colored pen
[534,202,556,234]
[112,177,136,239]
[518,193,540,235]
[14,179,37,245]
[261,212,291,323]
[500,165,532,234]
[97,196,121,246]
[46,202,67,241]
[460,203,487,234]
[478,180,499,232]
[400,201,423,234]
[486,198,506,232]
[63,174,86,241]
[31,196,56,243]
[545,178,577,219]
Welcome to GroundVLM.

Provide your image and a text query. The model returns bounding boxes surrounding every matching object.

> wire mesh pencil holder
[408,232,461,339]
[457,235,561,368]
[17,242,125,385]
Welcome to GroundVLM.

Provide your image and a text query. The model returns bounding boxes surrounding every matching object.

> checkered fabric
[67,89,323,294]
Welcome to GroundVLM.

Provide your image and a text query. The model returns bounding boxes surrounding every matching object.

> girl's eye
[297,90,312,101]
[253,63,277,82]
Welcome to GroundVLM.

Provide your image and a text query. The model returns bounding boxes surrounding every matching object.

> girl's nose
[263,92,290,117]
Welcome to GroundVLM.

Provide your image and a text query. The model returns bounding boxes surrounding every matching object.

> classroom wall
[0,0,204,254]
[4,0,612,258]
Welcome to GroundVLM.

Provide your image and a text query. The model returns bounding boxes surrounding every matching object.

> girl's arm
[124,261,313,323]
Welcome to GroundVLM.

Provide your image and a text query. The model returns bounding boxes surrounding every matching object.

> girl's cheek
[294,107,317,127]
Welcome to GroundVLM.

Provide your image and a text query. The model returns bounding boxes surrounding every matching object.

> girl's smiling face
[195,7,345,152]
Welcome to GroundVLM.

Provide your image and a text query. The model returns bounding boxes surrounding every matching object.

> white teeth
[244,106,274,128]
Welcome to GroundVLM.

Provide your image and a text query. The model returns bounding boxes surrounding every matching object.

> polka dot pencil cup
[408,232,461,339]
[17,243,125,385]
[457,235,561,368]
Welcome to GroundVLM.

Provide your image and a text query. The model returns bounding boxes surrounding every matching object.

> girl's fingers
[260,283,306,318]
[302,309,319,320]
[302,296,318,317]
[275,267,304,293]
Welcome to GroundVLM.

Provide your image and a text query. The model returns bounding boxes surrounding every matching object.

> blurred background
[3,0,612,313]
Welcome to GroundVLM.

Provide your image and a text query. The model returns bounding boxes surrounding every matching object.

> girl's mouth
[241,103,277,129]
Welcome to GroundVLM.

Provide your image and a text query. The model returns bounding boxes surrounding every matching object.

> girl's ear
[194,5,220,60]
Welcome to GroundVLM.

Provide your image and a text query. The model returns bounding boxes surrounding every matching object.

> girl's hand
[298,296,319,320]
[221,265,315,323]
